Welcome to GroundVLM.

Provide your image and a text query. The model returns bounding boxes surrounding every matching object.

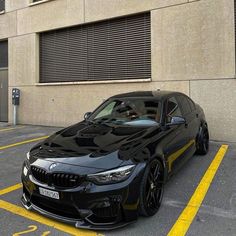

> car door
[162,96,190,174]
[186,96,200,142]
[177,95,198,154]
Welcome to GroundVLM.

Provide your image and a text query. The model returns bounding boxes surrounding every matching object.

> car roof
[110,90,185,101]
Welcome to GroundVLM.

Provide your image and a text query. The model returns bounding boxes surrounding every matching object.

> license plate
[39,187,59,200]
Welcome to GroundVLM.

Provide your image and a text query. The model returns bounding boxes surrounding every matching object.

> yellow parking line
[0,126,25,132]
[0,183,22,196]
[0,200,96,236]
[167,144,229,236]
[0,136,49,151]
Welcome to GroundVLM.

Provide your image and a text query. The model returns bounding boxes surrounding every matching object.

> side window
[177,95,192,116]
[166,97,182,123]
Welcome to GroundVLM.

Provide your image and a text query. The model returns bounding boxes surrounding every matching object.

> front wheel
[139,159,164,217]
[196,124,209,155]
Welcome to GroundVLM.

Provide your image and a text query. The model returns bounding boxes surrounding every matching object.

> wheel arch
[151,154,168,184]
[197,120,209,140]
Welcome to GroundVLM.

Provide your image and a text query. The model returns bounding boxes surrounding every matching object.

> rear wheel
[196,124,209,155]
[139,159,164,217]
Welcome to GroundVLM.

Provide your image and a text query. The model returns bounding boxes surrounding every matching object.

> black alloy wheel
[196,124,209,155]
[139,159,164,217]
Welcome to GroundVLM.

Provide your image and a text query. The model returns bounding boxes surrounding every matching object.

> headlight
[22,158,30,177]
[23,166,28,176]
[87,165,135,184]
[26,152,30,160]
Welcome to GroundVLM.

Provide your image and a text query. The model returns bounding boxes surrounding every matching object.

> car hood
[30,121,161,170]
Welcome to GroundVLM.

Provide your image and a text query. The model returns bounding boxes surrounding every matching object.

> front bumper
[21,193,133,230]
[21,163,145,230]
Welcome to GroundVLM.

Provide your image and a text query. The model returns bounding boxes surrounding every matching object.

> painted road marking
[0,200,97,236]
[0,126,25,132]
[12,225,38,236]
[0,184,97,235]
[0,136,49,151]
[0,183,22,196]
[12,225,51,236]
[167,144,229,236]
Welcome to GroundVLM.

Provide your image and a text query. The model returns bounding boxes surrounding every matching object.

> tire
[139,159,164,217]
[196,124,209,155]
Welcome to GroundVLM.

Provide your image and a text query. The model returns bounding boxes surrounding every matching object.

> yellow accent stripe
[0,183,22,196]
[0,126,25,132]
[168,139,195,172]
[167,144,228,236]
[0,136,49,151]
[0,200,96,236]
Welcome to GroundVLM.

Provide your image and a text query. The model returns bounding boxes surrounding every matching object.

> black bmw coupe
[21,91,209,230]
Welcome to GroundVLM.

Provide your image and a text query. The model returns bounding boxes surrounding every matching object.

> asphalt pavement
[0,125,235,236]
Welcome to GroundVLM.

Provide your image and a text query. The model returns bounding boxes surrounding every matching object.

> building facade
[0,0,235,142]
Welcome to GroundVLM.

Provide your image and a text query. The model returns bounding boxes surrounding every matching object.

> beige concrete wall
[151,0,235,81]
[17,0,84,35]
[8,34,38,87]
[8,81,189,127]
[84,0,189,22]
[5,0,29,12]
[0,11,17,39]
[190,79,236,142]
[1,0,235,141]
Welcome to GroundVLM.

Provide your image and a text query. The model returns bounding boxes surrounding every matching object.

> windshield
[88,98,161,126]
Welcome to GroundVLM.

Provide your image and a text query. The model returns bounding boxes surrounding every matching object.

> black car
[21,91,209,230]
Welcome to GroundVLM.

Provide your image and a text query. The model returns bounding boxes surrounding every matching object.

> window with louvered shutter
[0,0,5,12]
[39,13,151,83]
[0,41,8,68]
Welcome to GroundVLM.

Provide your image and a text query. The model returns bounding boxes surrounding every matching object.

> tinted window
[166,97,182,123]
[178,95,192,116]
[94,101,116,119]
[89,98,160,126]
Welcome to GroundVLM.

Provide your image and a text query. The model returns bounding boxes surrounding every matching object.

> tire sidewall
[196,124,209,155]
[139,159,164,217]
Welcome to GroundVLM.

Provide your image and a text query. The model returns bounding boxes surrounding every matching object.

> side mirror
[168,116,186,126]
[84,112,92,120]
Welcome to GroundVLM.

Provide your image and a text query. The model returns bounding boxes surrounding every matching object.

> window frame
[29,0,53,7]
[39,12,151,84]
[0,40,8,69]
[165,96,183,123]
[0,0,5,13]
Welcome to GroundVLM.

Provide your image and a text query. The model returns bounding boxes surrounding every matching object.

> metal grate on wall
[0,41,8,68]
[0,0,5,12]
[39,13,151,83]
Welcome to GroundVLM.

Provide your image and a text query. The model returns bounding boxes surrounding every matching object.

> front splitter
[21,194,135,231]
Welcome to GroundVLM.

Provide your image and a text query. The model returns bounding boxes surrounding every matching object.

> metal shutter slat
[40,13,151,83]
